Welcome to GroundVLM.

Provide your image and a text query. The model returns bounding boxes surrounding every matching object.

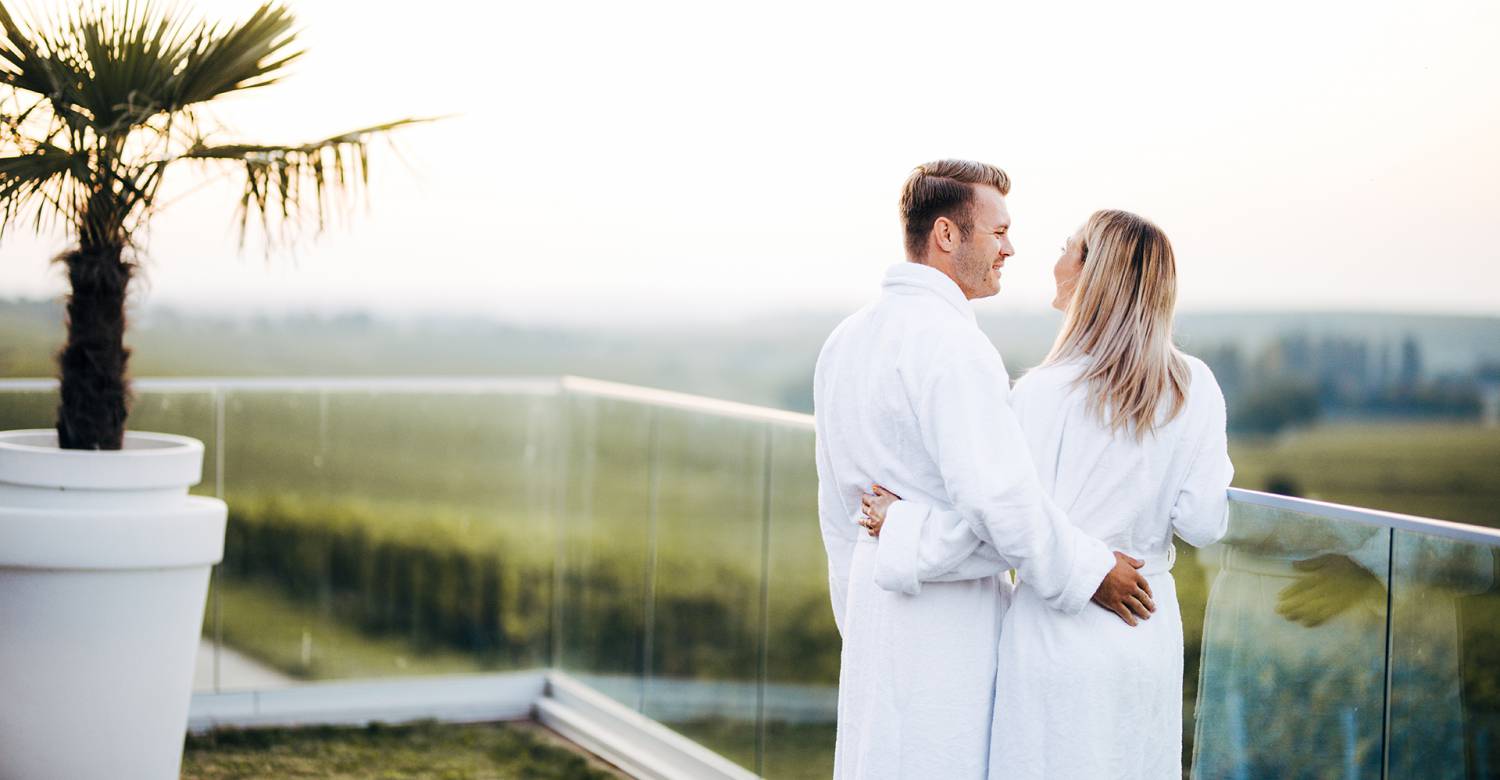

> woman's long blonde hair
[1044,209,1190,440]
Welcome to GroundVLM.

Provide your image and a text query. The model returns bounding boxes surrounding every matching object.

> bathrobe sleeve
[1171,364,1234,548]
[816,423,858,636]
[873,500,1010,594]
[902,337,1116,615]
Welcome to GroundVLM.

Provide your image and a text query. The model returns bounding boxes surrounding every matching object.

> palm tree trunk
[55,244,132,450]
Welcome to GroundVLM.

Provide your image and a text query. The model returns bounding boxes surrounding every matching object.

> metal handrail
[0,376,561,394]
[1228,487,1500,546]
[560,376,815,427]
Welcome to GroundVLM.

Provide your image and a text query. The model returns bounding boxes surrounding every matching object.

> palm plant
[0,1,431,449]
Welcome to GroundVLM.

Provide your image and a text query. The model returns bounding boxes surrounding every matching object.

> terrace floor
[194,638,294,691]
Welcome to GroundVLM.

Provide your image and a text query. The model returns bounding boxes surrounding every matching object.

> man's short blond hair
[899,160,1011,260]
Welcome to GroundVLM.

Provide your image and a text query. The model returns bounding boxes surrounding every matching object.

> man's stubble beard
[953,238,996,299]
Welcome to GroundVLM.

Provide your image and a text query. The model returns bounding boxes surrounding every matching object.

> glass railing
[553,380,833,776]
[1,377,1495,779]
[0,379,563,688]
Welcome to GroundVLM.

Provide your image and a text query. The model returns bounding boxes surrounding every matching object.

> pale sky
[1,0,1497,324]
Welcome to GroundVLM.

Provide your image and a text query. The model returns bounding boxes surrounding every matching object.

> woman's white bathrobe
[813,263,1116,780]
[876,355,1233,779]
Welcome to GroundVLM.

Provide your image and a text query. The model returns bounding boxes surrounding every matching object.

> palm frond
[71,1,205,131]
[0,4,92,133]
[164,2,302,110]
[182,117,439,248]
[0,1,445,253]
[0,2,302,135]
[0,143,88,238]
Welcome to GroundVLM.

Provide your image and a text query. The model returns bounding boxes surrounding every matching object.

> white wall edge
[186,669,765,780]
[187,669,545,734]
[536,671,761,780]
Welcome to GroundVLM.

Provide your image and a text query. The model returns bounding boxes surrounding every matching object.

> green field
[1229,421,1500,528]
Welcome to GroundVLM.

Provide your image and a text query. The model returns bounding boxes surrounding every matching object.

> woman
[861,209,1233,779]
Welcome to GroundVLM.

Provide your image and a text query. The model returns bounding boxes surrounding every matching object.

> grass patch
[181,719,622,779]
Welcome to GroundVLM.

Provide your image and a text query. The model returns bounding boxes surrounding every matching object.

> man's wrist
[1061,537,1116,615]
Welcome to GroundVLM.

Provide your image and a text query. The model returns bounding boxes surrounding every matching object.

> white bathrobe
[814,262,1116,780]
[876,354,1234,779]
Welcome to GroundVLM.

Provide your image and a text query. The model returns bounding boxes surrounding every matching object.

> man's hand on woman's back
[1093,552,1156,626]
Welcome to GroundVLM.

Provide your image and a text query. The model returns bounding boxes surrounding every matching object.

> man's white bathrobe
[876,355,1234,779]
[813,262,1116,780]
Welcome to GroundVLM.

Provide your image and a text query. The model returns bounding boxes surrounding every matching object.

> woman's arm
[1171,366,1234,548]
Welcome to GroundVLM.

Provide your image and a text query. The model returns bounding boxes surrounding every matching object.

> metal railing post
[754,422,775,777]
[640,409,662,713]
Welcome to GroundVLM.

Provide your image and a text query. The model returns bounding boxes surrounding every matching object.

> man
[814,159,1153,779]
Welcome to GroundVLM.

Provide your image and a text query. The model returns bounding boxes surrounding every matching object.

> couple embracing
[813,159,1234,779]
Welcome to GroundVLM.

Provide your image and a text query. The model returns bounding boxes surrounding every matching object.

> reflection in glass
[641,410,766,772]
[0,388,54,431]
[128,390,223,692]
[761,422,838,780]
[1388,529,1497,779]
[555,394,654,708]
[1191,502,1390,778]
[214,388,558,685]
[128,390,220,496]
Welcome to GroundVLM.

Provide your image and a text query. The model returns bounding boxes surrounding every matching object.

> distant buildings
[1478,363,1500,429]
[1199,332,1485,433]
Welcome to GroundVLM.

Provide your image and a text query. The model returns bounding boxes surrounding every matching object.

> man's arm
[913,341,1134,616]
[815,425,858,636]
[870,498,1010,595]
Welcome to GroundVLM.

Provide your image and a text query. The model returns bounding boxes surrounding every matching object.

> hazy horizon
[8,290,1500,330]
[1,0,1497,323]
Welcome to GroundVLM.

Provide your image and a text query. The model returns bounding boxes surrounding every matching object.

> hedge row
[219,496,841,682]
[222,498,550,666]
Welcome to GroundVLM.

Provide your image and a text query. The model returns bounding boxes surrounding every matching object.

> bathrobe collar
[881,261,977,324]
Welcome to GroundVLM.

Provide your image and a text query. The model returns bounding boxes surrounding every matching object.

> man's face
[951,186,1014,299]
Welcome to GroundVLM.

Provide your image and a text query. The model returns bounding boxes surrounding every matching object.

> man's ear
[933,216,958,253]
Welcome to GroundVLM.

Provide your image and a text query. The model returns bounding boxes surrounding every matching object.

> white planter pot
[0,429,227,780]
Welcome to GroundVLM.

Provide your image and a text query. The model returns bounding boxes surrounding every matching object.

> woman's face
[1052,227,1086,311]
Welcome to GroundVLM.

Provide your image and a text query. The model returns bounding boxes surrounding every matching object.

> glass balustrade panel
[1189,500,1391,778]
[641,408,768,772]
[760,421,837,780]
[554,391,654,708]
[213,387,557,686]
[1388,527,1500,780]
